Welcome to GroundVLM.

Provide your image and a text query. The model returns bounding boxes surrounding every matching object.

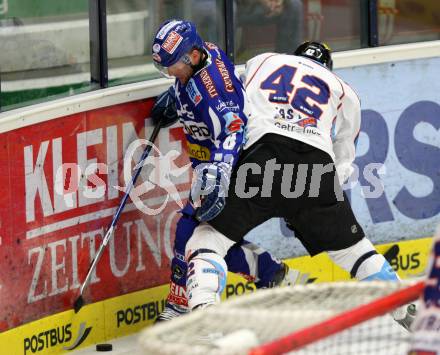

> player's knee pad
[186,251,227,309]
[327,237,399,281]
[185,223,235,259]
[184,223,234,309]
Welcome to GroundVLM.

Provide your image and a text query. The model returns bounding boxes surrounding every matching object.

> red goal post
[250,281,424,355]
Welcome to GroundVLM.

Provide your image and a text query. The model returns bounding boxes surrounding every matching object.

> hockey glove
[191,162,232,222]
[151,86,178,128]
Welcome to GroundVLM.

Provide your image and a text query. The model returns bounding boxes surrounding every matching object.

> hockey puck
[96,343,112,352]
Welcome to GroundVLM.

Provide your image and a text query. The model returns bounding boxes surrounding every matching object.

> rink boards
[0,41,439,354]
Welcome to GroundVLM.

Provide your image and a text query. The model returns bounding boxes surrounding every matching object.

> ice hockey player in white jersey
[244,42,358,185]
[183,41,416,330]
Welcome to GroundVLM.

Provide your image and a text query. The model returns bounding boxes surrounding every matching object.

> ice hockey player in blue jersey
[150,19,297,321]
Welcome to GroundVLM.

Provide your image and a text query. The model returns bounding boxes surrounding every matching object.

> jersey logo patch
[223,112,244,134]
[216,99,240,113]
[215,58,234,93]
[187,142,211,161]
[274,120,321,136]
[186,79,202,106]
[297,117,317,128]
[162,31,183,54]
[183,121,211,139]
[200,69,218,98]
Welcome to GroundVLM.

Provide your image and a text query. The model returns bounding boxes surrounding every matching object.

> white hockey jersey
[243,53,361,183]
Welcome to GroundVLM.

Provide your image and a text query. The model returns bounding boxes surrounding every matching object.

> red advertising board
[0,99,190,331]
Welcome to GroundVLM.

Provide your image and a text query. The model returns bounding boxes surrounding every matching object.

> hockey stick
[74,122,162,313]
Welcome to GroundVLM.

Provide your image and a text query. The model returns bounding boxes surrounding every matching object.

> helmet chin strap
[182,48,208,76]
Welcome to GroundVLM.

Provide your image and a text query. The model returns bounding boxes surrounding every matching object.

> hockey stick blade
[74,295,84,313]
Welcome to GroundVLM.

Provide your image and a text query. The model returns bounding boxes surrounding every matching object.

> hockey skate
[155,263,302,322]
[394,303,417,331]
[155,302,188,323]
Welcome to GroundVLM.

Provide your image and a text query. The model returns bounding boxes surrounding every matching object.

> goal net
[139,280,423,355]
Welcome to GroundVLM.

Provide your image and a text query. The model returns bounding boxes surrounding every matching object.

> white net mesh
[139,281,421,355]
[290,313,409,355]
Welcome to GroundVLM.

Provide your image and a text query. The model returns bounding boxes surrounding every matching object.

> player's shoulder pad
[193,68,245,135]
[245,52,278,70]
[244,52,279,86]
[192,67,221,101]
[193,55,240,103]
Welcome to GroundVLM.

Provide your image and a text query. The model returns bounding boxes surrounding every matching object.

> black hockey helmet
[294,41,333,70]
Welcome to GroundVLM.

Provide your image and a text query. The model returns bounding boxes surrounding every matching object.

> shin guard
[186,251,227,309]
[185,223,233,309]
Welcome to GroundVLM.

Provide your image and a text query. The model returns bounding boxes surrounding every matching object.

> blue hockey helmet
[151,19,204,77]
[294,41,333,70]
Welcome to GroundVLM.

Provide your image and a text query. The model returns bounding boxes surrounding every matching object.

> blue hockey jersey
[174,43,249,169]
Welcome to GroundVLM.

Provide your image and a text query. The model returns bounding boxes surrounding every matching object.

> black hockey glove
[151,86,178,128]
